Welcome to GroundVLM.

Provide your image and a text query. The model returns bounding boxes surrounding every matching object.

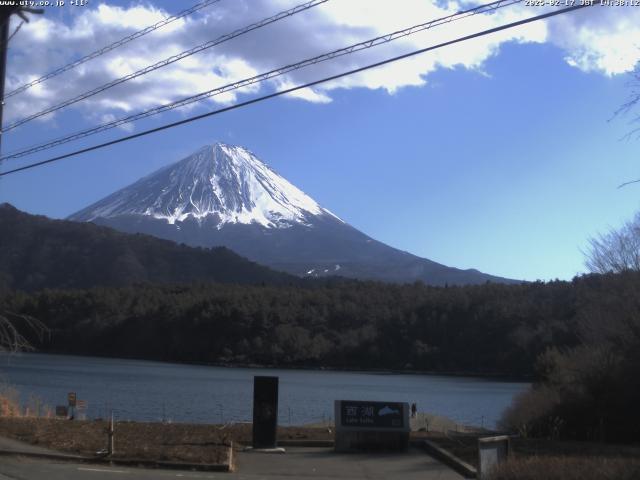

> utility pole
[0,6,17,155]
[0,5,43,156]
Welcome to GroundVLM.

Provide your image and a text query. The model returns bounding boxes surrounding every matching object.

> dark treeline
[2,275,603,377]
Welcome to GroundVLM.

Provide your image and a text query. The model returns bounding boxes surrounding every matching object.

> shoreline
[9,350,532,383]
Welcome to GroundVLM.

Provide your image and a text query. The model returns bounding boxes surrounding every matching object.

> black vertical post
[252,376,278,449]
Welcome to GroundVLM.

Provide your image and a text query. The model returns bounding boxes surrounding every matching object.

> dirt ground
[0,415,478,465]
[0,416,469,466]
[4,416,637,470]
[0,417,332,464]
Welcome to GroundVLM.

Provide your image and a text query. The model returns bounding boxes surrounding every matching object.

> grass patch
[425,433,640,471]
[491,456,640,480]
[0,417,333,464]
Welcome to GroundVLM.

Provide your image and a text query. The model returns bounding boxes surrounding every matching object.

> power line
[1,0,328,132]
[0,3,595,178]
[1,0,523,162]
[2,0,521,160]
[3,0,222,100]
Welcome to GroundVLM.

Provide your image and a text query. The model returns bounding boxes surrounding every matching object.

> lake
[0,353,529,429]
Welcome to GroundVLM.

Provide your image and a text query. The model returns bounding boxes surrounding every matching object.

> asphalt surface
[236,446,464,479]
[0,458,223,480]
[0,447,464,479]
[0,435,76,456]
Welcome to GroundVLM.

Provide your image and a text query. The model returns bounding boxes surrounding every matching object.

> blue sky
[0,1,639,281]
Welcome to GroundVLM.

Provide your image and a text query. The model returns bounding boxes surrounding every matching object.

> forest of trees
[2,272,633,377]
[501,271,640,442]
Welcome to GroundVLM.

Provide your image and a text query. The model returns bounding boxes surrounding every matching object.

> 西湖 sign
[334,400,410,452]
[339,400,405,429]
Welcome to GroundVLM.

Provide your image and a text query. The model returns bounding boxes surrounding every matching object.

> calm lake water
[0,353,529,429]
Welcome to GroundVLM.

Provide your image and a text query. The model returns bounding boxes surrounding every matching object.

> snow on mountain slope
[69,142,518,285]
[70,143,341,229]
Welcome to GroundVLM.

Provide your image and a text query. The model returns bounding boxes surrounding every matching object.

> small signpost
[76,399,88,420]
[252,376,279,450]
[107,411,115,456]
[478,435,510,480]
[67,392,77,420]
[334,400,410,452]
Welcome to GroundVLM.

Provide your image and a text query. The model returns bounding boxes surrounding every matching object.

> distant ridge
[0,203,295,291]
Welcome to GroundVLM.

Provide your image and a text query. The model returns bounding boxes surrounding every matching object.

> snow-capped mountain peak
[70,142,341,229]
[68,141,517,286]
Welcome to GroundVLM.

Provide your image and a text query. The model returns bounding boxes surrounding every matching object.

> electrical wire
[1,0,523,162]
[1,0,328,132]
[2,0,222,100]
[0,3,595,178]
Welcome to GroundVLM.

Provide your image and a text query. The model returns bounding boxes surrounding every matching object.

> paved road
[0,457,224,480]
[236,446,463,479]
[0,447,464,479]
[0,436,75,456]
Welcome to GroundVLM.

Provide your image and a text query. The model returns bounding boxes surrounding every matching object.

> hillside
[0,203,296,291]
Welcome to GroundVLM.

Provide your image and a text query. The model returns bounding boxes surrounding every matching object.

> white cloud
[3,1,639,129]
[98,113,135,133]
[278,80,333,103]
[548,8,640,76]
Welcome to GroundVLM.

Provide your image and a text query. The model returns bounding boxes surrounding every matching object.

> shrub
[0,385,21,417]
[499,385,561,438]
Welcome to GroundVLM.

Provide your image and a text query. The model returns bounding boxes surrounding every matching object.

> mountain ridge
[0,203,297,292]
[69,142,519,286]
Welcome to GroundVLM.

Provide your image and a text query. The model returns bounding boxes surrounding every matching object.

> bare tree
[615,65,640,188]
[0,311,47,353]
[617,66,640,141]
[585,212,640,273]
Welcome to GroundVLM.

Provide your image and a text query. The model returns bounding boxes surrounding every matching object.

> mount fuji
[69,142,515,285]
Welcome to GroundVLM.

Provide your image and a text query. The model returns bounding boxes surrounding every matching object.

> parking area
[235,446,464,479]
